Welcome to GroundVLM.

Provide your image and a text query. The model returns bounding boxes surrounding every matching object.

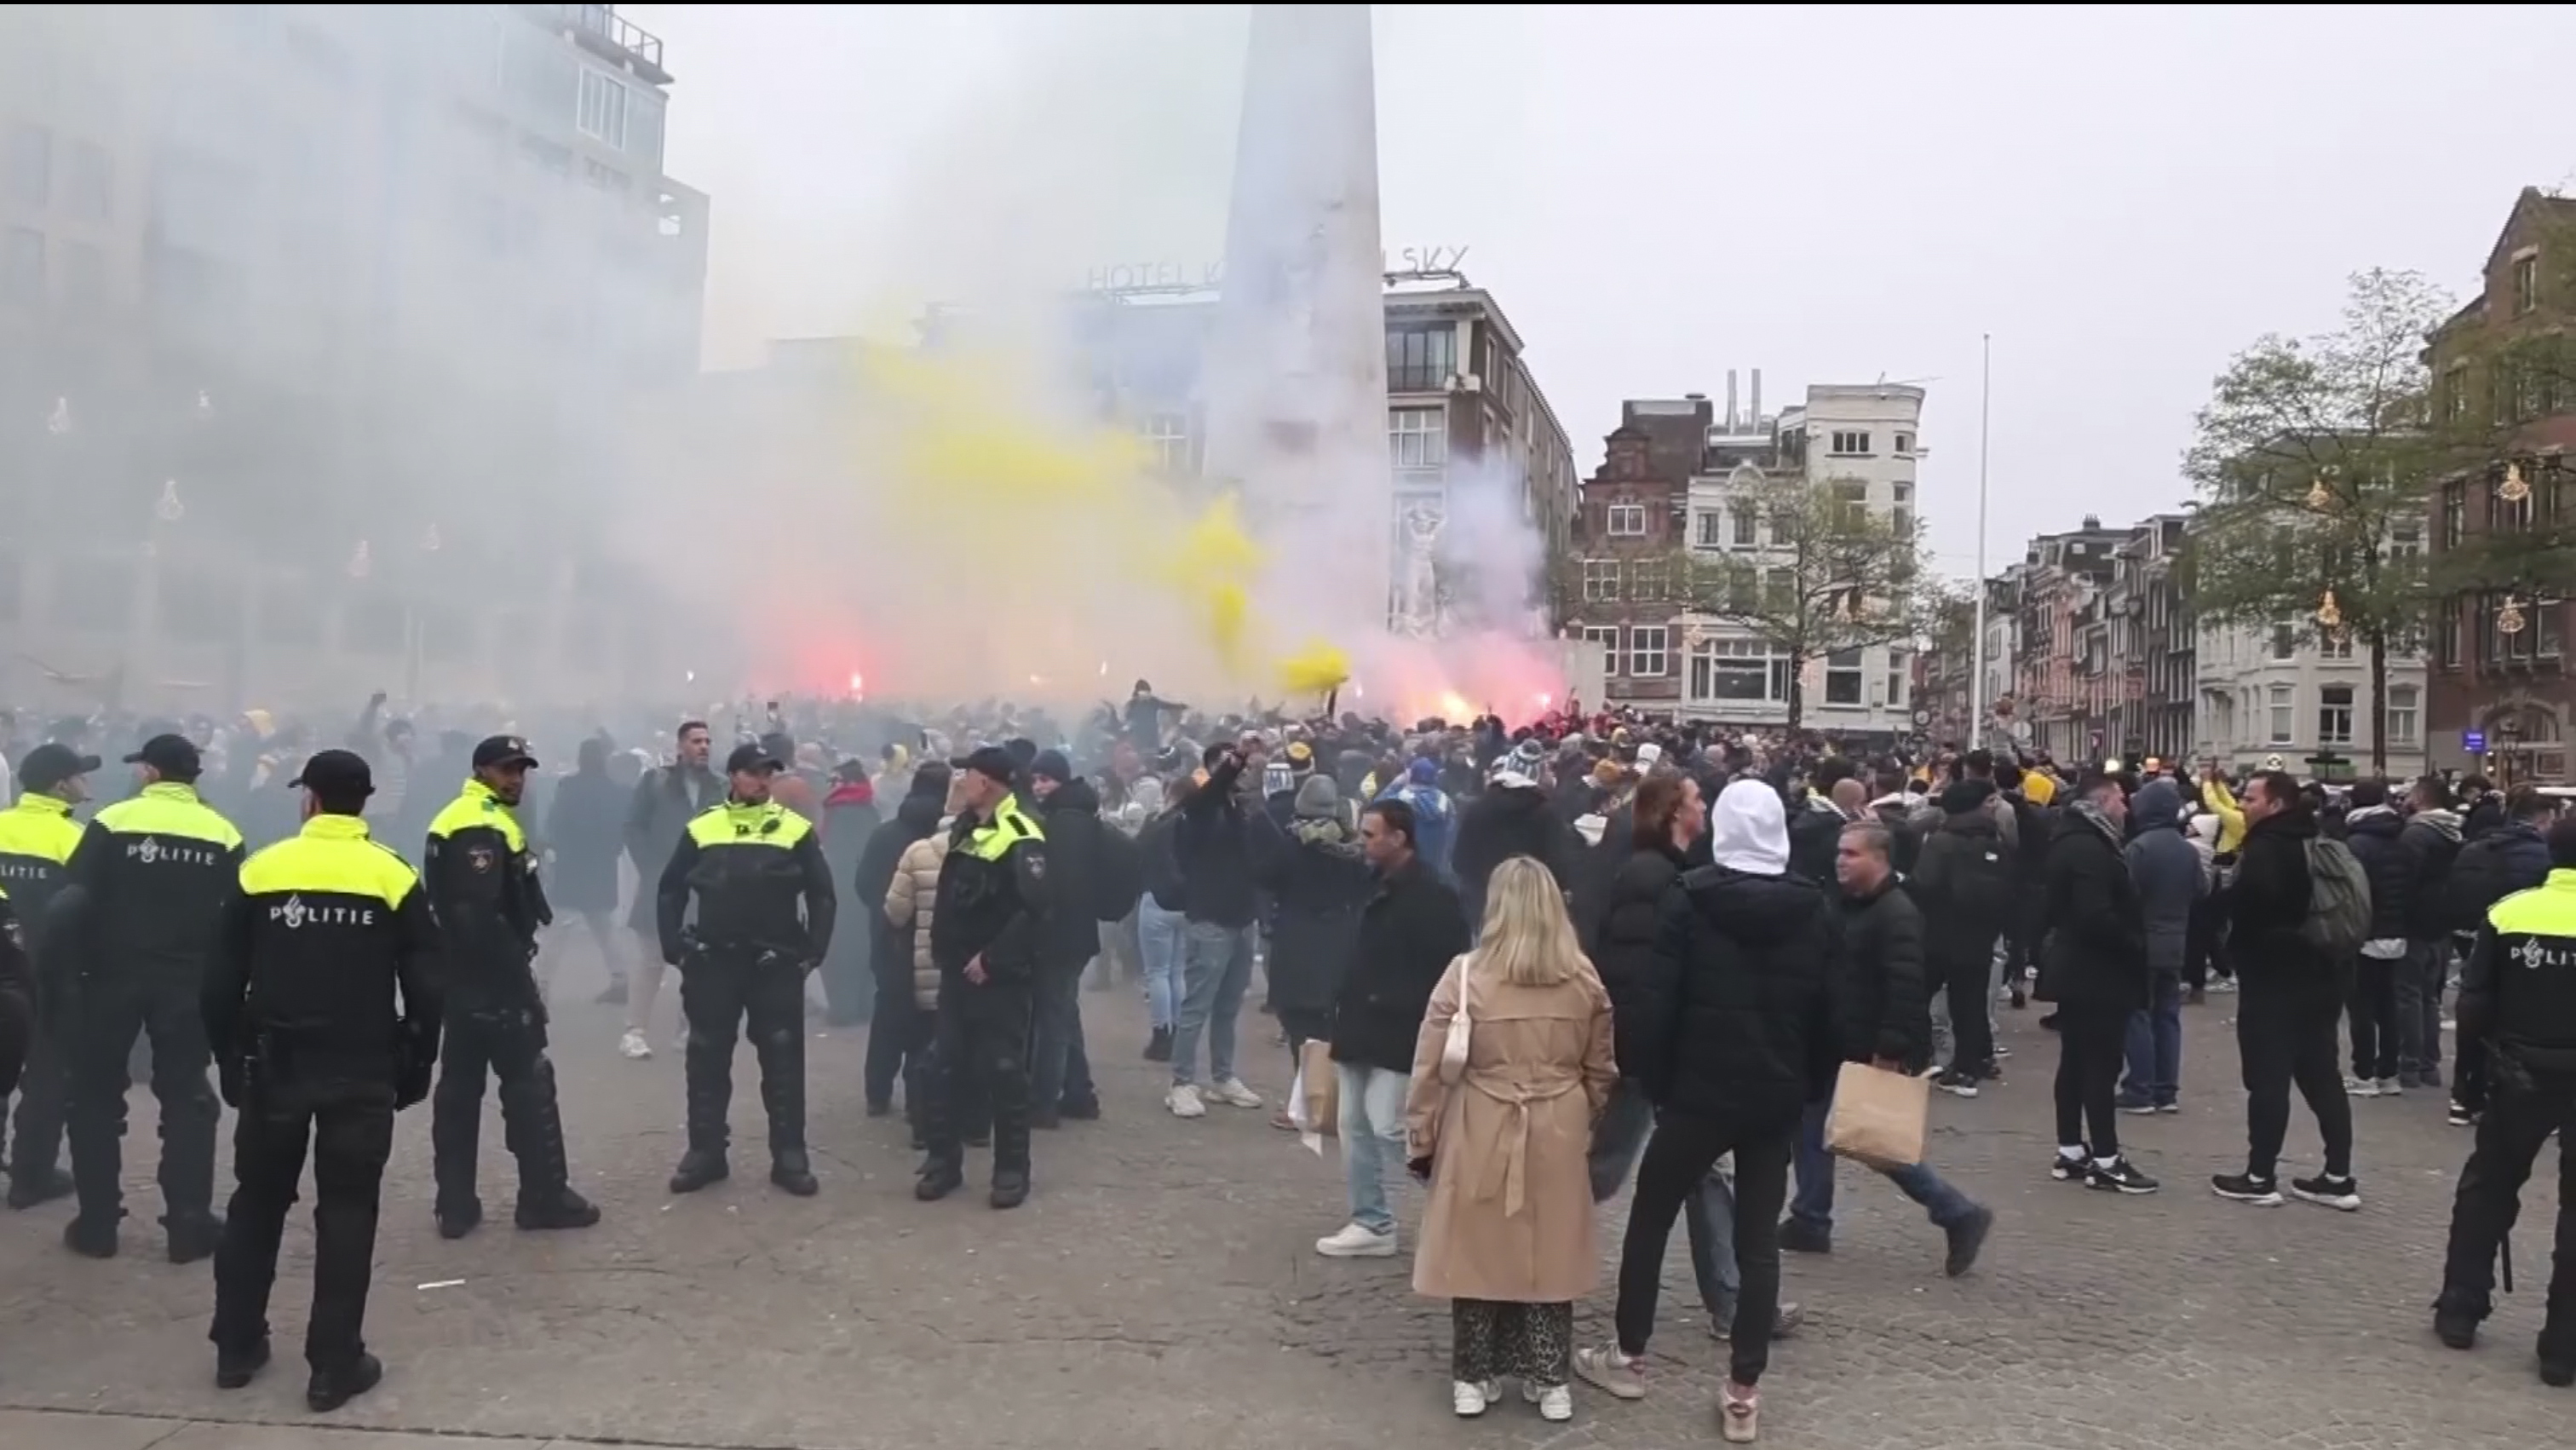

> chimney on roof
[2082,514,2102,529]
[1725,371,1739,430]
[1750,368,1763,423]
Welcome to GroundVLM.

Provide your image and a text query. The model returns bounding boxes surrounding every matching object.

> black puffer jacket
[1630,866,1842,1131]
[1247,810,1371,1018]
[2229,806,2331,985]
[1591,842,1689,1078]
[1452,782,1581,924]
[1785,798,1848,892]
[1836,877,1931,1072]
[2038,807,2148,1010]
[2339,805,2412,941]
[2443,819,2551,935]
[1032,777,1107,965]
[1331,859,1471,1073]
[856,785,946,992]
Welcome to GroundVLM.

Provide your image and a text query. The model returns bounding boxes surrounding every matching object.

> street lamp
[2498,596,2528,636]
[2315,589,2343,630]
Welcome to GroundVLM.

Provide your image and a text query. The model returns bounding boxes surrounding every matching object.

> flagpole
[1968,332,1992,746]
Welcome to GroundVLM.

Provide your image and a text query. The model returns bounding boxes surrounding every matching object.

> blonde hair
[1471,856,1588,988]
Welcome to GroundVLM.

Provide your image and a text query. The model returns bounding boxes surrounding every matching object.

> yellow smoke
[861,348,1343,695]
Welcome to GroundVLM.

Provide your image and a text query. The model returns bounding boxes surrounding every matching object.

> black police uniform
[655,743,837,1196]
[0,743,94,1207]
[424,737,599,1238]
[203,751,440,1411]
[2437,861,2576,1384]
[0,890,31,1106]
[916,753,1050,1209]
[60,734,244,1261]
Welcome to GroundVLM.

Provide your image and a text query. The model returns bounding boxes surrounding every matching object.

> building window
[1691,636,1792,703]
[1582,560,1620,602]
[577,67,630,148]
[5,124,48,208]
[3,227,43,304]
[1384,323,1455,393]
[2318,684,2354,746]
[2436,598,2461,666]
[65,140,109,220]
[1732,507,1757,547]
[1825,649,1865,706]
[2441,481,2465,550]
[1828,430,1871,456]
[2515,252,2540,315]
[1628,625,1669,679]
[2270,622,2296,660]
[1142,414,1190,473]
[1388,406,1446,469]
[1895,431,1915,455]
[1695,510,1724,548]
[2389,522,2424,561]
[2268,684,2294,745]
[2320,630,2353,660]
[1582,624,1619,675]
[1886,650,1907,711]
[2387,684,2419,745]
[1607,503,1647,537]
[1628,560,1665,601]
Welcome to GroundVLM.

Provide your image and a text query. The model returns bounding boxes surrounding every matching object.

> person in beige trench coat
[1405,857,1618,1422]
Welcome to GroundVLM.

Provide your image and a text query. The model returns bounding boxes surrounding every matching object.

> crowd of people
[3,686,2573,1437]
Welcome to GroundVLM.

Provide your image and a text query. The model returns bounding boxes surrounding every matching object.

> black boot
[1142,1027,1173,1062]
[8,1165,74,1210]
[754,1023,808,1167]
[515,1187,601,1230]
[501,1056,596,1228]
[668,1149,728,1194]
[989,1167,1029,1209]
[166,1210,225,1266]
[915,1158,963,1201]
[430,1077,482,1238]
[215,1337,270,1390]
[769,1149,819,1197]
[307,1352,383,1413]
[63,1212,118,1258]
[435,1201,483,1240]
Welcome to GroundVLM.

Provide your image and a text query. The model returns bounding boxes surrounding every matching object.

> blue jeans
[1335,1062,1409,1234]
[2394,940,2448,1074]
[1171,920,1255,1087]
[1136,897,1187,1031]
[2119,972,2183,1107]
[1788,1093,1981,1233]
[1029,955,1096,1113]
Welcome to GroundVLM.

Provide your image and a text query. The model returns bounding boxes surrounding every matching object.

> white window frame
[577,67,630,149]
[1694,510,1724,548]
[2387,684,2419,744]
[2267,683,2294,745]
[1689,636,1789,704]
[1731,506,1758,547]
[1607,503,1647,537]
[1388,406,1446,470]
[1828,429,1872,457]
[2270,622,2296,660]
[2318,684,2355,746]
[1582,624,1619,675]
[1142,414,1189,472]
[1582,560,1620,602]
[1824,648,1865,706]
[2320,631,2354,660]
[1627,624,1669,679]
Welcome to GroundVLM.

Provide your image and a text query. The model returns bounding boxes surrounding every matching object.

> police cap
[289,749,374,797]
[472,734,539,771]
[725,741,783,775]
[123,732,202,780]
[16,742,101,792]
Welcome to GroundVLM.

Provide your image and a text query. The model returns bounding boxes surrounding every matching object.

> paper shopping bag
[1297,1039,1339,1138]
[1822,1061,1928,1171]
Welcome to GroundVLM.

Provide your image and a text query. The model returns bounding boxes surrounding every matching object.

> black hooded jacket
[2229,805,2330,984]
[1032,776,1107,965]
[856,783,946,988]
[1452,782,1580,924]
[1591,841,1688,1078]
[1631,865,1842,1131]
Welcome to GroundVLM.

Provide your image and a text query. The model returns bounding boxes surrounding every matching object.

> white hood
[1710,779,1790,876]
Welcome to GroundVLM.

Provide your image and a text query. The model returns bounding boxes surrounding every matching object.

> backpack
[2299,837,2372,953]
[1091,824,1142,923]
[1942,831,2018,934]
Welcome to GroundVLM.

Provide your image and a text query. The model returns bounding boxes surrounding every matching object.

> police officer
[60,732,243,1261]
[656,740,837,1197]
[2436,813,2576,1388]
[1,889,31,1119]
[202,749,439,1411]
[425,735,601,1239]
[0,741,95,1208]
[915,745,1050,1210]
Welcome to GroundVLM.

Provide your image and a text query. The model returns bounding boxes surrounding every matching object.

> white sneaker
[2343,1076,2379,1097]
[2375,1077,2402,1097]
[1314,1223,1397,1257]
[1522,1381,1574,1422]
[619,1028,653,1060]
[1206,1077,1263,1109]
[1452,1379,1498,1418]
[1166,1083,1207,1119]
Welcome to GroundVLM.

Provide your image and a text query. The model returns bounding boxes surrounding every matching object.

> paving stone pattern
[1,941,2567,1449]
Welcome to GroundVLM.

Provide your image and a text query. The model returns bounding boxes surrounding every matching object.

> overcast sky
[621,3,2576,582]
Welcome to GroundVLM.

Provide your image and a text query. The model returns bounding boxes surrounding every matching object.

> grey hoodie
[2124,779,2207,974]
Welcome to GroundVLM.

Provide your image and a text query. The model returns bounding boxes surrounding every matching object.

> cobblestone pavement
[2,942,2569,1450]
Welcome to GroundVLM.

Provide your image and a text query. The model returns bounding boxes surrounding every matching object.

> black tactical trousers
[922,977,1032,1175]
[864,983,930,1112]
[2440,1067,2576,1354]
[431,1004,571,1215]
[210,1077,396,1372]
[8,1020,71,1185]
[66,974,220,1227]
[677,948,808,1158]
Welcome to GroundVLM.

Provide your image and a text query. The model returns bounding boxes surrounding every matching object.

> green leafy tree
[2182,268,2452,775]
[1676,471,1938,729]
